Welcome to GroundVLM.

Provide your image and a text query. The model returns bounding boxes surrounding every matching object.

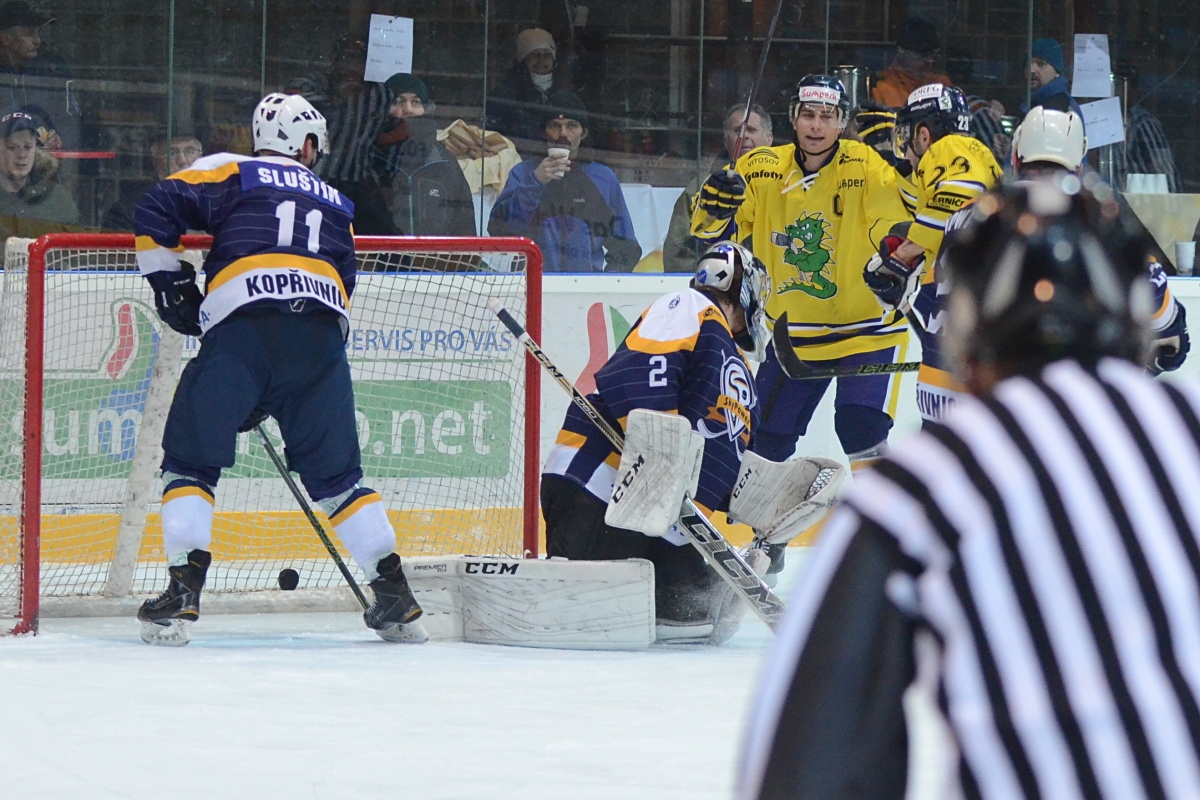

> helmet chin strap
[797,141,836,160]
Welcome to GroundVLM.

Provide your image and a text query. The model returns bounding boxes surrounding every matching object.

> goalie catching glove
[698,169,747,221]
[728,451,846,545]
[145,264,203,337]
[863,224,925,314]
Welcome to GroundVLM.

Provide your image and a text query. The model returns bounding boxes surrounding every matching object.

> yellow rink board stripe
[0,506,821,564]
[0,509,524,563]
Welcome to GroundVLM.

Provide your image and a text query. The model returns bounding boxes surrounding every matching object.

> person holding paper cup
[488,91,641,272]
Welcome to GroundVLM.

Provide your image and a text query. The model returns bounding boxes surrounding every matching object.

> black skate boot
[364,553,427,643]
[763,542,788,589]
[138,549,211,647]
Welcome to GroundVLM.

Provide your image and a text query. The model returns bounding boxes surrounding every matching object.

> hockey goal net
[0,234,541,633]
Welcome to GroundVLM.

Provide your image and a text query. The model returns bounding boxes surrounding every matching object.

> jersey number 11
[275,200,323,253]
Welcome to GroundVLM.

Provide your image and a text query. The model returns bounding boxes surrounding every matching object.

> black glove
[863,234,924,313]
[698,169,747,220]
[1151,303,1190,375]
[237,406,269,433]
[145,265,203,337]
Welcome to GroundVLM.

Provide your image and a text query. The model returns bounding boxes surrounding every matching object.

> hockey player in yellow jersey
[691,74,912,582]
[861,83,1002,427]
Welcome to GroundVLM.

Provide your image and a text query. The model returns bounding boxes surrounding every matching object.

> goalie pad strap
[605,409,704,537]
[728,451,846,544]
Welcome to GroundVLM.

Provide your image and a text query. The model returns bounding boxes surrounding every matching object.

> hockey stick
[253,424,370,611]
[486,298,785,632]
[732,0,792,159]
[772,312,921,380]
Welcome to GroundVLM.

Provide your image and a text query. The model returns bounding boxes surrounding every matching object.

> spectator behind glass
[663,103,774,273]
[0,109,77,243]
[314,33,392,234]
[852,101,913,177]
[371,73,475,236]
[1021,38,1085,123]
[489,92,641,273]
[871,18,952,109]
[488,28,572,145]
[1111,62,1180,192]
[102,134,202,232]
[0,2,76,152]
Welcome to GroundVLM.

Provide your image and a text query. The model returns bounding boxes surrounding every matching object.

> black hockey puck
[278,568,300,591]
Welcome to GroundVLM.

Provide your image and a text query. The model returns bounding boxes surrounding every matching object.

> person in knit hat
[1021,37,1085,125]
[370,72,475,237]
[487,27,573,146]
[489,91,641,273]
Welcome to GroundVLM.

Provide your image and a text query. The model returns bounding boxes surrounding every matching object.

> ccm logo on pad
[464,562,520,575]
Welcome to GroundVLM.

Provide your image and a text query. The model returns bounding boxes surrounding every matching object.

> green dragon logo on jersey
[774,213,837,299]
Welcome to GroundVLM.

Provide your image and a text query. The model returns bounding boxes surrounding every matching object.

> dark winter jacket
[488,157,641,273]
[1021,76,1086,129]
[101,179,156,232]
[371,118,477,236]
[486,62,571,143]
[0,150,80,243]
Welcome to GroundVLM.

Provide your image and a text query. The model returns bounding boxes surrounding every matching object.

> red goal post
[2,233,542,634]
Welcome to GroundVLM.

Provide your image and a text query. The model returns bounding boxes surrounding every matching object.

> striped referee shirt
[1119,106,1182,193]
[317,82,391,186]
[739,357,1200,800]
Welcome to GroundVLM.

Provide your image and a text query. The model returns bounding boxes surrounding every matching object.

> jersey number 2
[275,201,323,253]
[648,355,668,387]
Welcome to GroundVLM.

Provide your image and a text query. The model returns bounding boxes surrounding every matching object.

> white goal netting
[0,235,539,627]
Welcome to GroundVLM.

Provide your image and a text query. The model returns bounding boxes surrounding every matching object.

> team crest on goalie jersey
[774,213,837,299]
[698,354,755,446]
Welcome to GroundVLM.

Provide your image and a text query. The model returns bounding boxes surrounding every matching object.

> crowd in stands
[0,2,1190,273]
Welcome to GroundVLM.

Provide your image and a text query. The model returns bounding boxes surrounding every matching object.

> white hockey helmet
[695,241,773,362]
[1012,107,1087,171]
[252,92,328,157]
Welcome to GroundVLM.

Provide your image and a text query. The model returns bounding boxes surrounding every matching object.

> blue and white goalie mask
[696,241,773,362]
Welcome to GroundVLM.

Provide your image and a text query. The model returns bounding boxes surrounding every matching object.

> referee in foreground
[738,179,1200,800]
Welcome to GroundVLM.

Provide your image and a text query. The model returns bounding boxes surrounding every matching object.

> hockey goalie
[540,241,845,644]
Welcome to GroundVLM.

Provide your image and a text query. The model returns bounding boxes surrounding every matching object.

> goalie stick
[486,298,785,632]
[254,424,370,611]
[772,311,921,380]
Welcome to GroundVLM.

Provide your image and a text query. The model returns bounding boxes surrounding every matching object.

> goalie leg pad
[160,478,215,555]
[328,488,396,581]
[605,409,704,538]
[728,451,846,545]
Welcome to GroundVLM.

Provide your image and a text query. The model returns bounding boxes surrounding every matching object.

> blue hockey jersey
[134,153,357,334]
[543,288,758,517]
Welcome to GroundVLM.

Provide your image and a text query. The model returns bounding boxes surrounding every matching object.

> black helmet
[789,74,851,126]
[940,176,1155,374]
[892,83,972,157]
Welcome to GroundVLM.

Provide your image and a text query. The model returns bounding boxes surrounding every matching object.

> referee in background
[738,178,1200,800]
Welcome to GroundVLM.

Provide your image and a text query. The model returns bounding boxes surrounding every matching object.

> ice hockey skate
[655,547,770,645]
[138,549,212,647]
[364,553,428,643]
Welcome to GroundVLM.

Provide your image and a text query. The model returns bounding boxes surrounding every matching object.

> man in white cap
[488,27,568,144]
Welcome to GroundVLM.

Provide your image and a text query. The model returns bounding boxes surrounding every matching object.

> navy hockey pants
[752,340,899,461]
[160,308,362,501]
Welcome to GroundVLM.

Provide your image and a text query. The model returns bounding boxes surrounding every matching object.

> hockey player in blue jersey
[541,242,844,643]
[133,93,425,646]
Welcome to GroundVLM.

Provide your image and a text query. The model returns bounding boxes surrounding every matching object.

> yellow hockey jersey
[692,139,912,359]
[902,134,1002,270]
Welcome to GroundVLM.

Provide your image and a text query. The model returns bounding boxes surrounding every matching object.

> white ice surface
[0,564,801,800]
